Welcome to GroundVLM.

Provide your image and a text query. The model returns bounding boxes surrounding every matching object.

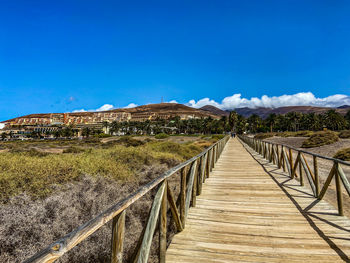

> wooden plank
[111,210,126,263]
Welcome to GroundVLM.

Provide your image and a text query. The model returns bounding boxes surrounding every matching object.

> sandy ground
[263,136,350,218]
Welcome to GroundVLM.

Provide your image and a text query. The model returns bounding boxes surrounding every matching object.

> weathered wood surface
[166,138,350,262]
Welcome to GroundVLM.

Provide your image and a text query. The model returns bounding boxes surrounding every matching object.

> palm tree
[324,110,346,130]
[247,114,262,133]
[265,113,277,133]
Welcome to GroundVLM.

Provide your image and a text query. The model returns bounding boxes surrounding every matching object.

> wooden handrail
[24,136,230,263]
[238,135,350,216]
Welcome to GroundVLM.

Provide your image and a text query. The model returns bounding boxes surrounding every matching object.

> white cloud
[72,104,115,113]
[96,104,114,111]
[187,92,350,110]
[72,109,87,113]
[168,100,178,103]
[124,103,138,108]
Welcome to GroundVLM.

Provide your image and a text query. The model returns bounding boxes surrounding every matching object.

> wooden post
[276,145,280,168]
[159,181,167,263]
[299,157,304,186]
[335,162,344,216]
[135,182,166,263]
[313,156,320,198]
[111,211,126,263]
[289,149,293,177]
[192,162,198,207]
[180,167,187,227]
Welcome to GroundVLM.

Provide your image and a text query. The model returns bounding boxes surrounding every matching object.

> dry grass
[334,148,350,161]
[301,131,339,148]
[0,137,208,203]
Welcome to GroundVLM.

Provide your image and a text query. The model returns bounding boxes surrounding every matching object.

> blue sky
[1,0,350,120]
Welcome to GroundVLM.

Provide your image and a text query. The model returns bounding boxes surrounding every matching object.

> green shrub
[339,130,350,139]
[63,146,86,154]
[301,131,339,148]
[155,133,169,139]
[334,148,350,161]
[116,136,145,147]
[254,133,275,140]
[94,133,112,138]
[211,134,225,140]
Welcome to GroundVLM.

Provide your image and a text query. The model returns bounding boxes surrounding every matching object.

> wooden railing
[239,135,350,216]
[24,136,229,263]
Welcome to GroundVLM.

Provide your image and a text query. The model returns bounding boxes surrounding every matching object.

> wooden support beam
[318,163,336,200]
[167,184,183,232]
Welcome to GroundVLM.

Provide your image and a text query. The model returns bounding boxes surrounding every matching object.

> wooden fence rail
[24,136,230,263]
[239,135,350,217]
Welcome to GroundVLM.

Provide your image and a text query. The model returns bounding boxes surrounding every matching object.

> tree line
[3,109,350,140]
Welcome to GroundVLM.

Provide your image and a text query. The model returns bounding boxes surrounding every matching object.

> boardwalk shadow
[240,140,350,262]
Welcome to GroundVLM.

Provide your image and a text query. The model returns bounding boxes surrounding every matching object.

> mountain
[121,103,220,118]
[337,105,350,109]
[199,105,229,117]
[233,105,350,119]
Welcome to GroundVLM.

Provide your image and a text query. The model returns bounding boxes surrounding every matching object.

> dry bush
[339,130,350,139]
[334,148,350,161]
[254,133,275,140]
[0,164,177,263]
[301,131,339,148]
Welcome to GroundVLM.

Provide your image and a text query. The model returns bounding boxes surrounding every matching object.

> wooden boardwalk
[166,138,350,262]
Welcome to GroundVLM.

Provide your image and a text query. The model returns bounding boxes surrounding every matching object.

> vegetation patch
[211,134,225,140]
[339,130,350,139]
[254,133,275,140]
[154,133,169,139]
[280,130,314,137]
[333,148,350,161]
[301,131,339,148]
[63,146,86,154]
[0,136,211,203]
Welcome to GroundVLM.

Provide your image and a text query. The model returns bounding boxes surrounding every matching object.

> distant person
[231,132,235,138]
